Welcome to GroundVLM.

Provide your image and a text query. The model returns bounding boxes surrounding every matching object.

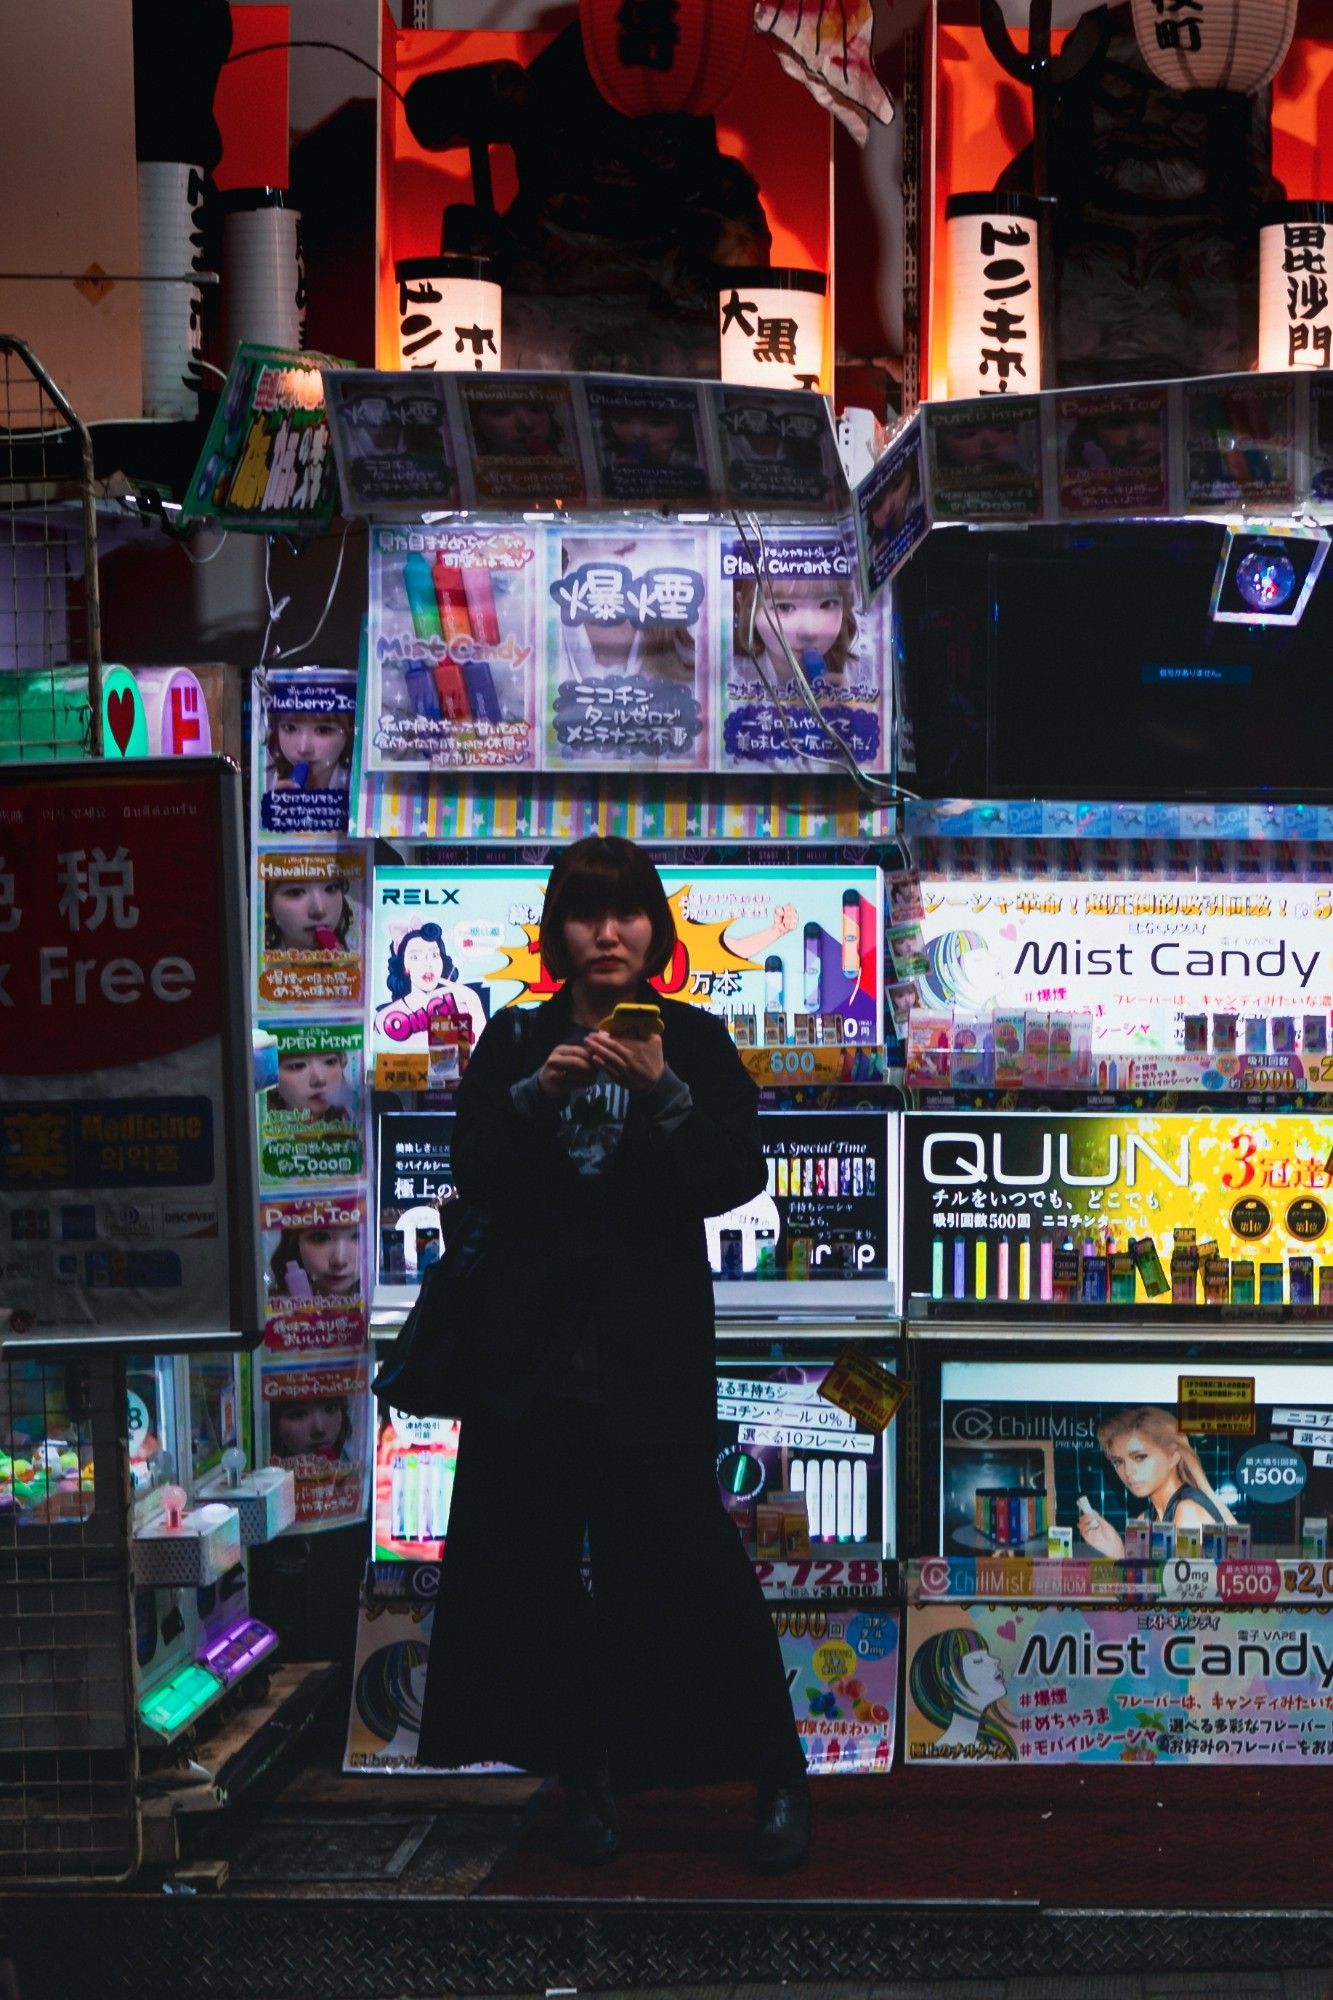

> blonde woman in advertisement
[1077,1405,1238,1558]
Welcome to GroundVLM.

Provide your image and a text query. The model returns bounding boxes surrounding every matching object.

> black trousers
[418,1396,806,1790]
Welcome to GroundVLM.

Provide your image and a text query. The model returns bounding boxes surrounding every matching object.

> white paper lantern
[945,195,1042,401]
[1259,202,1333,370]
[717,268,830,393]
[222,189,304,360]
[395,257,503,372]
[1129,0,1297,92]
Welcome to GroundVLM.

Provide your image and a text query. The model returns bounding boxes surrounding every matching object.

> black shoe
[749,1777,811,1874]
[561,1764,620,1865]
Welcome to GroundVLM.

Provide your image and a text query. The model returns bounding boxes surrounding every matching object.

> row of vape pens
[715,1228,874,1277]
[388,1451,454,1543]
[930,1227,1333,1305]
[726,1457,871,1549]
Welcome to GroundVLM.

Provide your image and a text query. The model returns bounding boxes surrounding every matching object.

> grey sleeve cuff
[510,1073,556,1122]
[644,1064,694,1131]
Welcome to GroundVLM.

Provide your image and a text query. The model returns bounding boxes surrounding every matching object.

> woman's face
[756,589,845,665]
[298,1225,359,1295]
[1104,1429,1179,1503]
[402,935,446,992]
[958,1646,1007,1705]
[477,401,552,451]
[278,714,348,783]
[943,423,1015,470]
[608,414,679,463]
[1096,417,1159,467]
[273,1398,345,1458]
[270,878,345,947]
[562,907,655,995]
[277,1052,344,1116]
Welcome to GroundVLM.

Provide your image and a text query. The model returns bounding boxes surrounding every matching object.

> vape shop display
[710,1110,899,1314]
[903,1110,1333,1309]
[375,1112,456,1306]
[715,1360,897,1559]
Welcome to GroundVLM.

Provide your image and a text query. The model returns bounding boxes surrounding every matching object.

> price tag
[753,1556,885,1599]
[1217,1559,1282,1604]
[1161,1557,1216,1601]
[1280,1559,1333,1601]
[818,1350,908,1433]
[374,1051,429,1092]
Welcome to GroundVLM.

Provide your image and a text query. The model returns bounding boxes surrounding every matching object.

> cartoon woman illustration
[267,1049,351,1124]
[374,921,488,1046]
[266,705,354,793]
[264,874,354,953]
[732,570,864,696]
[269,1394,354,1462]
[909,1626,1017,1759]
[1078,1405,1237,1559]
[268,1223,361,1301]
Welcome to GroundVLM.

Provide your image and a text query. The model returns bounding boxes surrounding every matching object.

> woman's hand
[1076,1507,1125,1559]
[536,1042,598,1101]
[585,1029,665,1092]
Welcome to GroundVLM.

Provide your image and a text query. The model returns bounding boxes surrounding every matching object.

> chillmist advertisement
[915,874,1333,1047]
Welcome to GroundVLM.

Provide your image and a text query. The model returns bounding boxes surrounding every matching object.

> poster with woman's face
[925,398,1043,521]
[260,1188,367,1353]
[1057,389,1168,516]
[256,666,359,837]
[324,371,460,517]
[259,1352,371,1531]
[256,846,367,1014]
[586,377,711,507]
[456,375,587,508]
[544,530,711,770]
[720,531,887,772]
[258,1022,364,1187]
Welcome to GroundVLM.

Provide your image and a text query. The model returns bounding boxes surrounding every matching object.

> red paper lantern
[579,0,754,118]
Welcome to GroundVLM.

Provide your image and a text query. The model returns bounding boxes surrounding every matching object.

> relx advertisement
[370,865,883,1055]
[903,1111,1333,1307]
[939,1357,1333,1561]
[709,1109,899,1313]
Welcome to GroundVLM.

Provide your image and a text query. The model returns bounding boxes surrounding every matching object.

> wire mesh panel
[0,335,102,759]
[0,1350,138,1882]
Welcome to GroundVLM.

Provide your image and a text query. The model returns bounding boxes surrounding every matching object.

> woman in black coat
[417,836,810,1872]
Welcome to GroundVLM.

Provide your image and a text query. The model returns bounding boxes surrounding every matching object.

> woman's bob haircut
[539,835,677,984]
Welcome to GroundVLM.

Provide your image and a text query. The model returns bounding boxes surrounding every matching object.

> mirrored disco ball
[1235,548,1296,610]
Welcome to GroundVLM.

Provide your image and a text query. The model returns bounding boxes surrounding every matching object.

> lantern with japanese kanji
[579,0,753,117]
[1129,0,1298,92]
[944,195,1043,400]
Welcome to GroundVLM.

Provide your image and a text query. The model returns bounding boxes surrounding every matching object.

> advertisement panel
[0,759,259,1346]
[710,1108,898,1314]
[257,1351,372,1529]
[782,1604,898,1775]
[903,1110,1333,1308]
[905,1600,1333,1766]
[915,873,1333,1062]
[938,1357,1333,1561]
[715,1358,896,1558]
[370,864,883,1054]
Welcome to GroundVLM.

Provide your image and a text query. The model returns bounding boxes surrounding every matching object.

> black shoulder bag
[371,1010,529,1419]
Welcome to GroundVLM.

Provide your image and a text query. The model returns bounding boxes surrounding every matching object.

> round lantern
[944,194,1042,401]
[1129,0,1297,92]
[717,267,830,392]
[579,0,753,117]
[1259,202,1333,371]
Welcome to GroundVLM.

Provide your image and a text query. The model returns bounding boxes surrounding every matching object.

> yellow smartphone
[599,1002,664,1040]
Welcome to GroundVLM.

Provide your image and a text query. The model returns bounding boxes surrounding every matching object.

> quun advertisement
[903,1111,1333,1308]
